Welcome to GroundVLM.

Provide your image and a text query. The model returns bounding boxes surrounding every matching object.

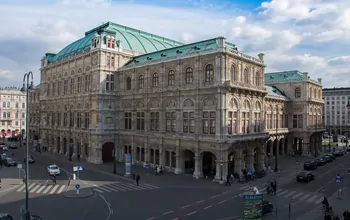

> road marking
[27,183,36,190]
[116,183,140,191]
[299,194,311,201]
[93,188,104,193]
[172,218,179,220]
[307,195,319,203]
[292,192,303,199]
[181,205,190,209]
[29,184,41,193]
[218,200,227,204]
[36,185,46,193]
[204,205,212,209]
[184,211,196,216]
[49,185,59,194]
[107,184,125,192]
[17,185,25,192]
[277,190,289,196]
[57,185,66,194]
[276,189,283,193]
[196,200,205,204]
[209,195,219,199]
[144,183,160,189]
[232,195,238,199]
[145,218,155,220]
[0,184,20,193]
[314,197,324,204]
[96,185,113,192]
[42,185,52,194]
[163,211,173,215]
[284,191,296,198]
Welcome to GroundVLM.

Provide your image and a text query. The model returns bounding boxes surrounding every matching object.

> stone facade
[29,22,325,181]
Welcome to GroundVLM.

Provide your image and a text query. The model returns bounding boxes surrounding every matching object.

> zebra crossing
[16,183,67,195]
[92,182,159,193]
[241,185,324,205]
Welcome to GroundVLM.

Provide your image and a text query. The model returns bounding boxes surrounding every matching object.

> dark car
[0,213,13,220]
[262,200,273,215]
[24,156,35,164]
[322,155,332,163]
[9,144,17,149]
[3,158,17,167]
[334,151,344,157]
[297,171,314,182]
[327,153,336,160]
[304,161,318,170]
[30,215,42,220]
[315,157,326,166]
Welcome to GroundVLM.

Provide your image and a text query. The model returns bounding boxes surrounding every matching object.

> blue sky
[0,0,349,87]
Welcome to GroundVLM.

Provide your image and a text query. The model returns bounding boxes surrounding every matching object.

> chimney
[318,78,322,83]
[258,53,265,62]
[302,72,308,79]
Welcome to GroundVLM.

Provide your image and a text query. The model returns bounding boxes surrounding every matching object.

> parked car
[334,151,344,157]
[0,145,8,151]
[3,158,17,167]
[322,155,332,163]
[315,157,326,166]
[297,171,315,182]
[327,153,336,160]
[24,155,35,164]
[0,153,8,160]
[304,161,318,170]
[9,144,17,149]
[262,200,273,215]
[0,213,13,220]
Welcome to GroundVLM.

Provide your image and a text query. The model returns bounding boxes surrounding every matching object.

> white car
[47,164,61,176]
[0,145,7,151]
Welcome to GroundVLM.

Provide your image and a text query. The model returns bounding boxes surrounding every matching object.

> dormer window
[111,39,115,49]
[176,50,182,54]
[107,39,111,48]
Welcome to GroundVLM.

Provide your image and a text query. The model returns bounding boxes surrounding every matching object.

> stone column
[59,137,63,154]
[234,149,243,177]
[193,155,203,179]
[215,160,221,181]
[131,147,136,165]
[53,137,58,153]
[318,135,323,153]
[257,146,265,171]
[247,148,255,171]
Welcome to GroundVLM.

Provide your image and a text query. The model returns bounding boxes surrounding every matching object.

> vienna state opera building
[28,21,324,180]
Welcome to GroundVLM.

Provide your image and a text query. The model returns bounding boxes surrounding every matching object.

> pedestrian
[225,174,231,186]
[0,178,1,189]
[136,174,140,186]
[0,160,3,168]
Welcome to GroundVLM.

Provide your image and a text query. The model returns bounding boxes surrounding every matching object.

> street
[0,140,349,220]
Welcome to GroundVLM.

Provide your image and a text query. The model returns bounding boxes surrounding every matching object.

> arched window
[2,112,5,118]
[309,88,312,98]
[185,67,193,84]
[243,68,249,84]
[314,88,317,98]
[7,112,10,118]
[126,77,131,90]
[15,112,18,118]
[152,73,159,87]
[7,102,10,108]
[230,65,236,81]
[2,102,5,107]
[255,71,260,86]
[22,103,25,108]
[139,75,144,89]
[15,102,19,108]
[295,87,301,98]
[22,112,25,118]
[205,64,214,82]
[318,90,321,99]
[168,70,175,86]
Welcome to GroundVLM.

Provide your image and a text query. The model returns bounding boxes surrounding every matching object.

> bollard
[288,204,291,220]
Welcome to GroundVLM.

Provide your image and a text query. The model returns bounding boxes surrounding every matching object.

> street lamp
[68,107,73,161]
[327,113,331,152]
[108,101,117,174]
[274,114,278,172]
[16,110,23,149]
[20,71,34,220]
[314,111,318,157]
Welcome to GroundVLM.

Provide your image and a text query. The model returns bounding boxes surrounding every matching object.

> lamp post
[17,110,23,149]
[274,114,278,172]
[328,113,331,152]
[20,71,34,220]
[108,101,117,174]
[315,112,318,157]
[68,106,73,161]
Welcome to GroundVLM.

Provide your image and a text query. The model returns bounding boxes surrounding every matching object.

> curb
[62,188,94,199]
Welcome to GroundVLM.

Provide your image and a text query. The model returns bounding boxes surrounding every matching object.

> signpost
[75,184,80,195]
[17,164,22,180]
[73,166,83,179]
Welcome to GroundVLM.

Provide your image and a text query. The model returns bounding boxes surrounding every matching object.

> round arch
[228,151,236,175]
[183,149,195,174]
[201,151,217,177]
[279,138,284,155]
[102,142,114,163]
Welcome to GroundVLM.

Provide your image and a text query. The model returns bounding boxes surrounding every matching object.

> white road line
[259,187,266,192]
[276,189,283,193]
[106,184,126,192]
[97,185,113,192]
[218,200,226,204]
[240,185,249,190]
[307,195,319,203]
[181,205,191,209]
[57,185,66,194]
[144,183,159,189]
[119,183,140,190]
[196,200,205,204]
[17,185,25,192]
[163,211,173,215]
[284,191,296,198]
[133,184,149,190]
[36,185,46,193]
[29,184,41,193]
[49,185,59,194]
[204,205,212,209]
[292,192,303,199]
[185,211,196,216]
[93,188,104,193]
[314,197,324,204]
[299,194,311,201]
[42,185,52,194]
[27,183,36,190]
[277,190,289,196]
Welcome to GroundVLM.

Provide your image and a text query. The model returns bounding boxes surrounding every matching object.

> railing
[227,49,263,64]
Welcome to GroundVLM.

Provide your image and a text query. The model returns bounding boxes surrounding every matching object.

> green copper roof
[265,70,304,83]
[48,22,184,62]
[265,86,286,98]
[124,38,219,67]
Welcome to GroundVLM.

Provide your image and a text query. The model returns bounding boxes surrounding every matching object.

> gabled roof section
[123,38,219,67]
[265,85,287,98]
[265,70,304,83]
[48,22,184,62]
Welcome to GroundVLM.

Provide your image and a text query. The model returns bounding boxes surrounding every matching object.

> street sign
[75,184,80,189]
[77,166,83,171]
[336,176,341,183]
[17,164,22,169]
[73,166,78,172]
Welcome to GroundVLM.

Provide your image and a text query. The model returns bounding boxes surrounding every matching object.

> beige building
[30,21,325,180]
[0,87,26,137]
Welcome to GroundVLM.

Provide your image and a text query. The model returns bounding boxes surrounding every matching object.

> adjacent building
[322,87,350,136]
[0,87,26,137]
[29,21,325,180]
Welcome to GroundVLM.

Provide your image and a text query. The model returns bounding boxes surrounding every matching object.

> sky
[0,0,349,88]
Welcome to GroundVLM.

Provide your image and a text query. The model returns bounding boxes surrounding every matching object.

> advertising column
[125,154,132,177]
[243,192,263,220]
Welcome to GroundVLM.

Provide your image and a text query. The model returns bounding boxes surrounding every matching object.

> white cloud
[0,0,348,87]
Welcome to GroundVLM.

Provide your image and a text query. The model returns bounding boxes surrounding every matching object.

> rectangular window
[52,83,56,96]
[293,115,297,128]
[106,83,110,91]
[111,57,115,67]
[254,112,261,132]
[285,115,288,128]
[52,113,55,126]
[150,112,159,131]
[228,111,232,134]
[64,80,68,95]
[136,112,145,130]
[183,112,195,133]
[106,55,110,67]
[241,112,250,134]
[63,112,67,126]
[47,84,51,97]
[77,77,82,93]
[57,113,61,127]
[166,112,176,132]
[298,115,303,128]
[58,82,61,95]
[295,88,301,98]
[124,112,132,129]
[70,78,75,94]
[84,112,90,129]
[203,111,216,134]
[69,112,74,127]
[77,112,81,128]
